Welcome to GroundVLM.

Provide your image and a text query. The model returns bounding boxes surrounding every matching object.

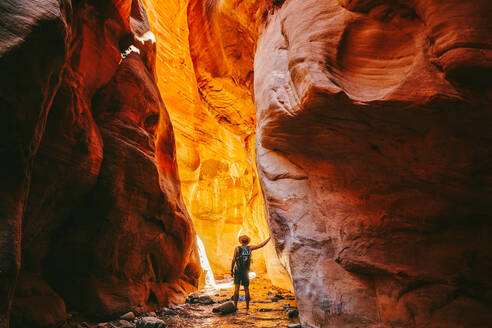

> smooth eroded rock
[2,0,200,325]
[255,0,492,327]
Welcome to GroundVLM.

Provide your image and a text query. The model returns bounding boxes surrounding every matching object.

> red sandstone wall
[0,1,200,326]
[255,0,492,327]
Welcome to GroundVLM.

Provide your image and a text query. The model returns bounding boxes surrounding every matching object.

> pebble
[120,312,135,320]
[287,324,302,328]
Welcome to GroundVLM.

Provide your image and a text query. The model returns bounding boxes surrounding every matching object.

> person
[231,234,271,310]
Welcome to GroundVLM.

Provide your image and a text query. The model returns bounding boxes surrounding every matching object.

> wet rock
[171,305,184,312]
[198,295,214,305]
[159,308,176,316]
[186,293,214,305]
[186,293,199,304]
[135,316,164,328]
[121,312,135,320]
[212,301,236,315]
[288,324,301,328]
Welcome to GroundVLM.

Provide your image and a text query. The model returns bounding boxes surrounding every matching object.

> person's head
[239,235,250,245]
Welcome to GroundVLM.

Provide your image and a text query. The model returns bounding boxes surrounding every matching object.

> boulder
[135,317,165,328]
[198,295,214,305]
[212,301,236,315]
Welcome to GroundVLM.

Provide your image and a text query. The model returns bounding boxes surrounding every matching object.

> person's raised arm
[231,247,238,276]
[250,236,271,251]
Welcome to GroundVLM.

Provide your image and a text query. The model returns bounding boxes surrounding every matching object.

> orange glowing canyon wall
[142,0,292,288]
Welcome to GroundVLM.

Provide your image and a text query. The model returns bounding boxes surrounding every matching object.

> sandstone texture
[0,0,199,326]
[142,0,291,288]
[255,0,492,327]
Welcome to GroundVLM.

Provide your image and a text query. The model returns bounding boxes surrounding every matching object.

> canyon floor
[60,277,300,328]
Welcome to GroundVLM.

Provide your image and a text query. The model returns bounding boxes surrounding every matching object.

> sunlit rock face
[142,0,291,289]
[255,0,492,327]
[0,0,199,326]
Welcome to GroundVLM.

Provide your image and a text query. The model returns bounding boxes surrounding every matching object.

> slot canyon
[0,0,491,327]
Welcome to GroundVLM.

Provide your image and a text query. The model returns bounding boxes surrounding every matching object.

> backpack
[235,246,252,271]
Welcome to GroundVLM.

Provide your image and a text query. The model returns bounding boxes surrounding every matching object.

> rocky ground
[56,277,300,328]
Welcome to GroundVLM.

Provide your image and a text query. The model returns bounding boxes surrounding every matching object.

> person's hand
[230,270,234,277]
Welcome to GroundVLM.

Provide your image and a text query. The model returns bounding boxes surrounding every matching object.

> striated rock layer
[0,0,199,326]
[255,0,492,327]
[142,0,291,288]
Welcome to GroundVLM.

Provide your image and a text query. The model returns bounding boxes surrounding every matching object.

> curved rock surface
[1,0,199,326]
[255,0,492,327]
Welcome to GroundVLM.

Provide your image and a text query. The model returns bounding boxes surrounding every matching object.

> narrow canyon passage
[1,0,491,328]
[141,0,292,290]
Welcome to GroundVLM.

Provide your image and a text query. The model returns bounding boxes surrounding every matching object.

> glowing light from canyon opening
[196,235,216,288]
[135,30,156,44]
[196,233,257,290]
